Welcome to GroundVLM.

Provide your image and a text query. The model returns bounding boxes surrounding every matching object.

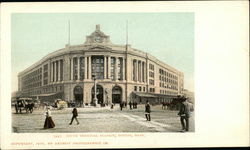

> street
[12,104,195,133]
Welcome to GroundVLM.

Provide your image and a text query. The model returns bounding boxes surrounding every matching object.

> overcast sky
[11,13,194,92]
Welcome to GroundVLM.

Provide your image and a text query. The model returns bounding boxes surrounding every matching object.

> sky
[11,13,194,92]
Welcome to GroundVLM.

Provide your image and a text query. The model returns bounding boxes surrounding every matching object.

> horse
[25,103,35,113]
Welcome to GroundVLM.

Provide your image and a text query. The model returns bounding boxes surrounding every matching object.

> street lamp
[105,88,108,106]
[92,74,98,107]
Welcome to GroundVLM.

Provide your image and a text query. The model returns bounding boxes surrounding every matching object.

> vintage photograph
[1,1,249,149]
[11,13,195,133]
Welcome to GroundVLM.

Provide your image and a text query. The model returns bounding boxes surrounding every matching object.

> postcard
[0,1,249,149]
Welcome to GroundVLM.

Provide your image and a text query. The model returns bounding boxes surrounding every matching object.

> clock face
[94,36,102,42]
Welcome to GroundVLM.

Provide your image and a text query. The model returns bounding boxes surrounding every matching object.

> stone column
[104,56,107,79]
[122,58,125,81]
[115,57,118,81]
[77,57,80,80]
[58,60,61,81]
[51,62,54,82]
[108,56,111,80]
[141,62,144,82]
[141,61,143,83]
[55,61,58,82]
[88,56,92,79]
[84,56,87,80]
[143,62,146,83]
[136,60,138,82]
[48,62,51,83]
[71,58,74,80]
[138,61,141,82]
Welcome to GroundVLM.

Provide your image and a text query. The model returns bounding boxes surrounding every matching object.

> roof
[31,93,59,97]
[133,92,157,98]
[133,92,180,99]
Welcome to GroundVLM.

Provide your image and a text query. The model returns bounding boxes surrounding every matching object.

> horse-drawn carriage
[13,98,36,114]
[52,99,68,110]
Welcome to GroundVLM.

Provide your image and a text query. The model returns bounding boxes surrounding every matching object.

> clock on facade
[94,36,102,42]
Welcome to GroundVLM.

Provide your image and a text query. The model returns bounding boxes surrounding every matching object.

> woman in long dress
[43,107,55,129]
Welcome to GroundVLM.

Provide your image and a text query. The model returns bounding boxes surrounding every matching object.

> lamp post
[105,88,108,106]
[92,74,98,107]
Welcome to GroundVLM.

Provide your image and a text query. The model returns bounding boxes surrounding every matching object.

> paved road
[12,105,195,133]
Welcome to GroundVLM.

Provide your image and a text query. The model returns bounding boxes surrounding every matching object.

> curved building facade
[18,25,184,106]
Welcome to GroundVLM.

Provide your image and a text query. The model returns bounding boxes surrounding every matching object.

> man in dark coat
[120,101,123,111]
[69,107,79,125]
[145,101,151,121]
[129,101,132,110]
[178,97,193,132]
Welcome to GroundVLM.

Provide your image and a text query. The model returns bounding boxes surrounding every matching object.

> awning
[133,92,158,98]
[31,93,59,97]
[133,92,179,99]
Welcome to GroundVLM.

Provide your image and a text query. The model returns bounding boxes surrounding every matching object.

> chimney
[96,24,100,31]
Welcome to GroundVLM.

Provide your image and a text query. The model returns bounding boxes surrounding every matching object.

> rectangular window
[133,60,136,81]
[80,57,84,80]
[134,86,137,91]
[139,86,142,92]
[117,58,122,80]
[73,57,77,80]
[111,57,115,80]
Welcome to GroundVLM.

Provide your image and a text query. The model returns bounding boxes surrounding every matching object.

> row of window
[23,85,63,96]
[160,90,178,95]
[159,69,178,80]
[70,56,124,80]
[149,88,155,93]
[23,68,42,79]
[134,86,146,92]
[159,75,178,85]
[159,83,178,90]
[22,74,42,90]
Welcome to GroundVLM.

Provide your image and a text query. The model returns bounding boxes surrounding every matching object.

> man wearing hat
[178,97,193,132]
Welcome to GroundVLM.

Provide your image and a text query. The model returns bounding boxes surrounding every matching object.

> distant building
[17,25,184,106]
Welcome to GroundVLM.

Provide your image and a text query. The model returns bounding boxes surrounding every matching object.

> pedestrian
[129,101,132,110]
[135,101,138,109]
[145,101,151,121]
[111,103,114,109]
[43,107,55,129]
[178,97,193,132]
[69,107,79,125]
[120,101,123,111]
[15,103,18,114]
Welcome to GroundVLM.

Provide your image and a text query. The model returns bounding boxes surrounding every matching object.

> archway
[112,86,122,104]
[74,86,83,107]
[91,85,104,104]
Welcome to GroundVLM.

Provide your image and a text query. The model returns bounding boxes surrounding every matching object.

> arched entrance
[112,86,122,104]
[74,86,83,107]
[91,85,104,104]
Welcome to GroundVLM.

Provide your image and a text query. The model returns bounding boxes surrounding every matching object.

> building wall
[17,25,184,105]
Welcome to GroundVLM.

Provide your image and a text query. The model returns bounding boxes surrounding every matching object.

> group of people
[43,97,194,132]
[43,107,79,129]
[129,101,138,110]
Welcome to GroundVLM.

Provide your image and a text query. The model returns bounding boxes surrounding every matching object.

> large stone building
[17,25,184,106]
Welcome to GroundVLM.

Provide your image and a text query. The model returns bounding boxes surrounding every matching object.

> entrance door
[112,86,122,103]
[91,85,104,104]
[74,86,83,107]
